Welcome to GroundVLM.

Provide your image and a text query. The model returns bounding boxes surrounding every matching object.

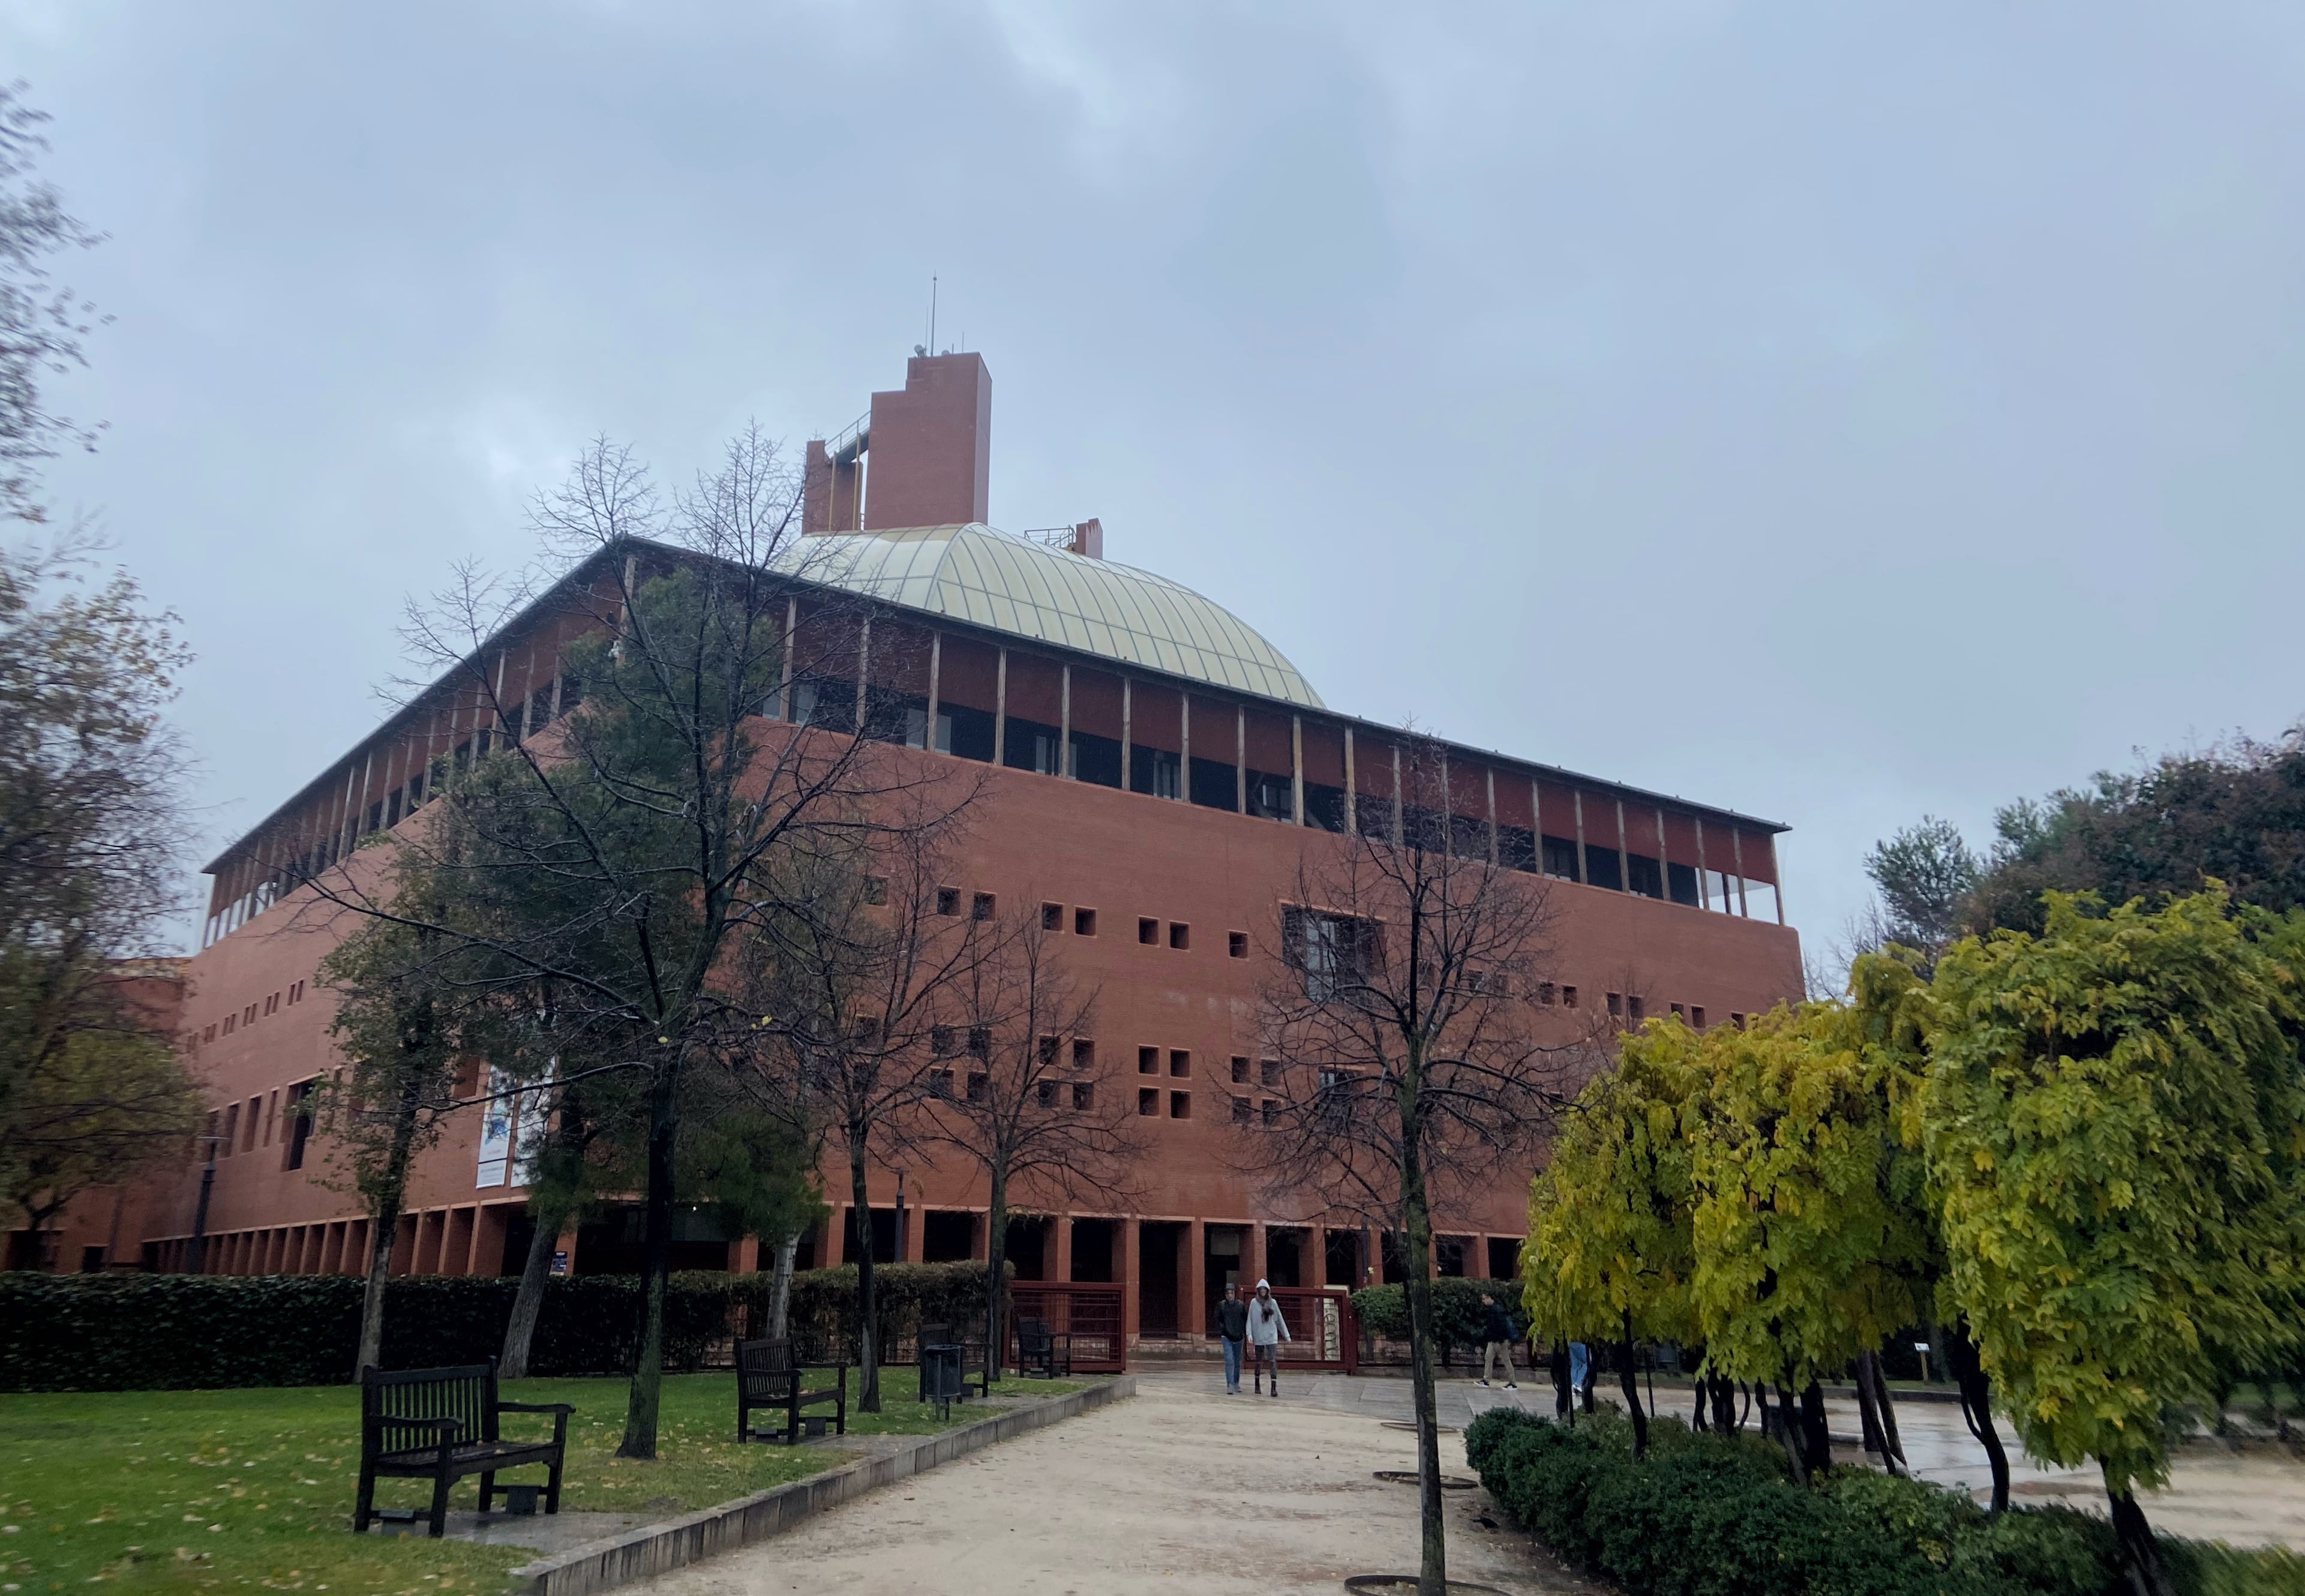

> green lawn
[0,1368,1082,1596]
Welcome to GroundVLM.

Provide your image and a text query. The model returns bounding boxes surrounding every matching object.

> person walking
[1476,1292,1519,1389]
[1215,1282,1249,1394]
[1247,1278,1291,1396]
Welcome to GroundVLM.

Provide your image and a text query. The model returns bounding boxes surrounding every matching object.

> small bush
[1463,1407,2305,1596]
[1349,1278,1508,1356]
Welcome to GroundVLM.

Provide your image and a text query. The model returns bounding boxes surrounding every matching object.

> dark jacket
[1216,1297,1249,1340]
[1482,1303,1513,1343]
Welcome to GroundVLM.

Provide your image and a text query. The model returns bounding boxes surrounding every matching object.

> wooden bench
[1014,1316,1072,1379]
[735,1336,847,1444]
[355,1360,572,1538]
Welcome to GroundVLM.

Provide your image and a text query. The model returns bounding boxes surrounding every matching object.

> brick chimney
[805,352,992,533]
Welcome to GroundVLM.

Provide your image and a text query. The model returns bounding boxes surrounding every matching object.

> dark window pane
[1667,860,1700,907]
[1584,845,1623,892]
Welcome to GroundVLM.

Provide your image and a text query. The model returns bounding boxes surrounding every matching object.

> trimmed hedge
[1349,1278,1513,1357]
[1463,1406,2305,1596]
[0,1260,997,1392]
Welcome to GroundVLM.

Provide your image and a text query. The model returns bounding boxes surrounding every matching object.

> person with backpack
[1247,1278,1292,1396]
[1215,1282,1249,1394]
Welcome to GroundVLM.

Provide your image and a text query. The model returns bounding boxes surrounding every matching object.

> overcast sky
[8,1,2304,964]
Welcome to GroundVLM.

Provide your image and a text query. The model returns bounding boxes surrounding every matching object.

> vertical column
[993,648,1008,767]
[779,597,798,719]
[1615,799,1631,891]
[1656,806,1670,892]
[1178,692,1190,797]
[1245,1221,1265,1290]
[1235,707,1247,813]
[1732,831,1749,917]
[1695,816,1709,907]
[1343,728,1358,835]
[925,632,942,752]
[1291,715,1305,825]
[854,613,871,732]
[1572,791,1589,883]
[1182,1217,1205,1343]
[1120,679,1133,790]
[1053,1211,1075,1285]
[1120,1218,1142,1348]
[1391,745,1404,844]
[1767,835,1785,924]
[1487,769,1499,864]
[1308,1220,1328,1291]
[1060,664,1072,778]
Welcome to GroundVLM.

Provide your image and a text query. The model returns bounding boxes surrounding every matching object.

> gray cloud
[9,0,2303,956]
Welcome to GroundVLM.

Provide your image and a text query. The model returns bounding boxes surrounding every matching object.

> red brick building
[44,354,1802,1352]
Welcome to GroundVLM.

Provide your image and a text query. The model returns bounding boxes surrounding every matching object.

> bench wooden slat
[355,1358,573,1538]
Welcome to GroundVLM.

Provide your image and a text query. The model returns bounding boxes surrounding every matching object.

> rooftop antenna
[929,275,938,356]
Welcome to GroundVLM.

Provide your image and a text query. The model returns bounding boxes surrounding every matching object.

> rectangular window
[1139,1087,1158,1117]
[929,1067,955,1097]
[1731,1012,1746,1028]
[1231,1096,1251,1124]
[1584,846,1623,892]
[1138,916,1158,945]
[1670,1001,1685,1018]
[1563,985,1578,1009]
[1536,982,1556,1006]
[1037,1079,1060,1109]
[1072,1081,1095,1111]
[1042,902,1063,931]
[1667,861,1700,907]
[1169,1091,1190,1119]
[1607,992,1623,1019]
[1627,853,1665,899]
[1282,906,1379,1000]
[1260,1099,1279,1127]
[1228,931,1247,959]
[1230,1056,1250,1084]
[1628,995,1646,1023]
[967,1025,991,1060]
[1168,922,1190,950]
[1074,908,1097,937]
[1169,1049,1190,1078]
[967,1072,989,1103]
[936,886,961,916]
[1039,1034,1061,1066]
[931,1025,956,1057]
[972,891,997,921]
[1691,1006,1706,1028]
[1260,1058,1281,1087]
[862,875,886,905]
[1073,1039,1095,1069]
[1139,1045,1159,1075]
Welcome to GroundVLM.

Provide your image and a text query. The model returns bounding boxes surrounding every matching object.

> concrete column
[993,648,1007,766]
[1235,708,1246,813]
[1573,791,1588,881]
[925,632,941,752]
[731,1234,762,1274]
[779,597,797,719]
[1487,769,1499,864]
[1732,830,1749,917]
[1308,1220,1328,1289]
[1767,835,1786,923]
[1343,727,1358,834]
[443,1205,475,1275]
[1052,1211,1074,1284]
[1060,664,1072,778]
[1695,816,1709,907]
[854,613,871,731]
[1245,1221,1265,1289]
[1615,799,1631,890]
[1120,679,1133,790]
[1291,715,1304,824]
[473,1206,512,1277]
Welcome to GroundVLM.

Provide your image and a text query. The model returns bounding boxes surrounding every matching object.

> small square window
[1731,1012,1746,1029]
[1563,985,1578,1009]
[1230,1055,1250,1084]
[1259,1058,1281,1088]
[1231,1096,1251,1124]
[1073,1039,1095,1069]
[931,1025,956,1057]
[1169,922,1190,950]
[1074,907,1097,936]
[862,875,887,905]
[1042,902,1063,931]
[1138,1087,1159,1117]
[1628,995,1645,1023]
[1037,1079,1060,1108]
[1138,916,1159,945]
[937,886,961,916]
[1073,1081,1095,1111]
[1691,1005,1706,1028]
[1260,1099,1279,1127]
[1228,931,1247,959]
[929,1067,955,1097]
[1139,1045,1159,1075]
[973,892,997,922]
[1039,1034,1061,1066]
[1607,991,1623,1018]
[1537,982,1556,1006]
[1169,1049,1190,1078]
[967,1072,989,1102]
[968,1025,991,1058]
[1670,1001,1685,1018]
[1170,1090,1190,1119]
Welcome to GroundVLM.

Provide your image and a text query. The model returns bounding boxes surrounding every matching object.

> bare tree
[0,83,107,526]
[744,812,985,1411]
[1235,737,1579,1596]
[287,428,974,1455]
[922,906,1144,1383]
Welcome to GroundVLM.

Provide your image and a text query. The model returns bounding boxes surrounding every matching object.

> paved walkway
[639,1370,2305,1595]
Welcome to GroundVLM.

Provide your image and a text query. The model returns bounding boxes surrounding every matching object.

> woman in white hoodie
[1246,1279,1292,1397]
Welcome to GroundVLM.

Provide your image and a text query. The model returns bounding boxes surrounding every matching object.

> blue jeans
[1222,1335,1242,1388]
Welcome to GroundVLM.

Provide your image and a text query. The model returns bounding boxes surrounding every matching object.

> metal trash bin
[920,1342,964,1418]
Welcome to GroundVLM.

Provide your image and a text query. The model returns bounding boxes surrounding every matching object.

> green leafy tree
[0,84,106,526]
[1864,815,1982,955]
[1521,1039,1700,1457]
[1681,1001,1934,1481]
[1923,890,2305,1596]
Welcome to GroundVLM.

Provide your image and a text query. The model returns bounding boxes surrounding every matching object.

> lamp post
[185,1133,224,1274]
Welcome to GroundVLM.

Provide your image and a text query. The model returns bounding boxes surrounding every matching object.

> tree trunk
[1799,1381,1833,1477]
[617,1056,681,1459]
[1767,1382,1807,1483]
[983,1166,1008,1391]
[848,1132,881,1412]
[1712,1373,1739,1435]
[1946,1321,2010,1512]
[1400,1144,1448,1596]
[1691,1378,1707,1432]
[767,1230,799,1341]
[1619,1315,1649,1459]
[498,1208,560,1379]
[1550,1338,1571,1419]
[355,1074,422,1376]
[2106,1477,2176,1596]
[1858,1351,1905,1475]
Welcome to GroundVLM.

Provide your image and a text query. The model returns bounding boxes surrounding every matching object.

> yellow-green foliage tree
[1923,890,2305,1596]
[1682,1001,1934,1481]
[1522,1041,1700,1457]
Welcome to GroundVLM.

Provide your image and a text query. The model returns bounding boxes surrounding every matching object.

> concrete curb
[506,1375,1136,1596]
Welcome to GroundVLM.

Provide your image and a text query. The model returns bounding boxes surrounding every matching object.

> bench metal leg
[354,1465,376,1533]
[545,1457,563,1516]
[428,1465,453,1538]
[478,1471,496,1514]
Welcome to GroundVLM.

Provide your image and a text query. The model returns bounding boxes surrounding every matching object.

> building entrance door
[1203,1224,1244,1334]
[1139,1221,1181,1337]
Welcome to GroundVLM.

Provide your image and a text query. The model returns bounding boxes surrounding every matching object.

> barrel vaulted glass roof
[778,524,1325,709]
